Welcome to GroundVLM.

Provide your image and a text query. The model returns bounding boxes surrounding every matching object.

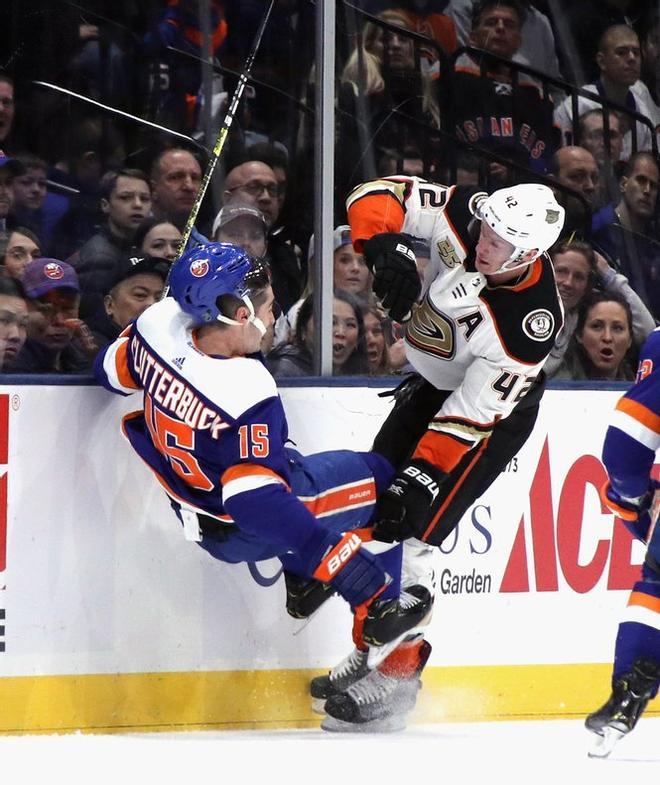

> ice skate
[310,646,370,713]
[362,584,433,647]
[284,571,334,619]
[586,658,660,758]
[321,637,431,732]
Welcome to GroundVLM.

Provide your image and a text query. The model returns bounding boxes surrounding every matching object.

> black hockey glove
[362,233,421,322]
[372,459,448,543]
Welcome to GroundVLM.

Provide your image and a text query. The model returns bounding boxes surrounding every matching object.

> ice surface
[1,719,658,785]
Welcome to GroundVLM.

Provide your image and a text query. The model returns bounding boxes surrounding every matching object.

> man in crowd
[211,202,268,261]
[0,150,23,237]
[449,0,559,182]
[5,257,96,374]
[11,154,70,254]
[85,254,169,349]
[150,147,207,247]
[549,145,600,237]
[0,76,15,149]
[222,159,303,312]
[592,151,660,321]
[0,275,28,370]
[554,25,655,160]
[578,109,625,208]
[70,168,152,318]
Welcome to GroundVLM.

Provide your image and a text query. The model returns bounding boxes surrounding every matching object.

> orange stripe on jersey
[616,397,660,435]
[348,193,405,252]
[628,591,660,613]
[222,463,289,489]
[115,339,140,390]
[301,479,377,517]
[509,257,543,292]
[413,429,471,473]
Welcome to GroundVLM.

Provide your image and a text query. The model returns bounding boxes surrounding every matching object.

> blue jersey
[95,298,292,520]
[602,327,660,501]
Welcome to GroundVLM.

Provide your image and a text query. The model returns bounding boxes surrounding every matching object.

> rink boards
[0,379,658,733]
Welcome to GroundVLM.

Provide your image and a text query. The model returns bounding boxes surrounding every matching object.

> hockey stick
[32,81,209,154]
[170,0,276,269]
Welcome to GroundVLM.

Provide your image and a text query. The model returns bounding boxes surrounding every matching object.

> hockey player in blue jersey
[586,327,660,757]
[94,241,432,731]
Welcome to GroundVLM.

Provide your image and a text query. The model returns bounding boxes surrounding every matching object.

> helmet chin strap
[497,247,540,273]
[215,296,266,337]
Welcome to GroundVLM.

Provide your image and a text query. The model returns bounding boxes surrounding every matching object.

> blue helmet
[169,242,269,326]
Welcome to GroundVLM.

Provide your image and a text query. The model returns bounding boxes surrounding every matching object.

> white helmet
[474,184,565,271]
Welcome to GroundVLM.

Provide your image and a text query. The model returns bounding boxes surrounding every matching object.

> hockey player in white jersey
[94,242,433,731]
[313,177,565,722]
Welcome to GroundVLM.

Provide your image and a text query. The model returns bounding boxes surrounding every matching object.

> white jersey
[347,176,564,467]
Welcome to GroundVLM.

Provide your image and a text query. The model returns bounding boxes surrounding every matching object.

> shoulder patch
[522,309,555,342]
[479,258,563,365]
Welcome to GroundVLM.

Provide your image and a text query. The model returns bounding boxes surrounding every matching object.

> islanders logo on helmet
[190,257,210,278]
[44,262,64,280]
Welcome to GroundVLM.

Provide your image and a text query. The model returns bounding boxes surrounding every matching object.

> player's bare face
[551,250,591,310]
[577,301,632,378]
[248,287,276,353]
[475,221,515,275]
[332,298,359,369]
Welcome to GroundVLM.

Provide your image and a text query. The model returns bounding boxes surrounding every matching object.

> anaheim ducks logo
[406,295,455,359]
[522,309,554,342]
[44,262,64,280]
[190,258,210,278]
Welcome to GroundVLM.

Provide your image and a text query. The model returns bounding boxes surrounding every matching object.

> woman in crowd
[554,291,637,381]
[0,227,41,280]
[545,240,655,378]
[332,288,369,376]
[268,289,369,377]
[363,302,394,376]
[134,218,182,263]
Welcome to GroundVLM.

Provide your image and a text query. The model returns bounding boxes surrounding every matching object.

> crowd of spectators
[0,0,658,381]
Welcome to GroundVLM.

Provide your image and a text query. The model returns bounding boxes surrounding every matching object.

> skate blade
[312,697,326,715]
[587,726,627,758]
[321,714,407,733]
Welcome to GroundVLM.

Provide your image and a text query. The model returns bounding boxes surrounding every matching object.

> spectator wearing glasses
[223,160,303,312]
[0,227,41,280]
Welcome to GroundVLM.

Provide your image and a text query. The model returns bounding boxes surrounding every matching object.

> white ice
[1,719,658,785]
